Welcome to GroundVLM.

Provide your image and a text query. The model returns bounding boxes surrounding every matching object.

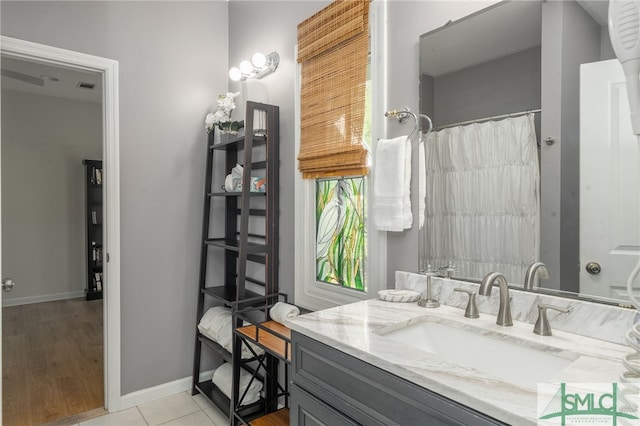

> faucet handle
[440,262,457,278]
[534,304,571,336]
[421,264,439,277]
[454,288,479,318]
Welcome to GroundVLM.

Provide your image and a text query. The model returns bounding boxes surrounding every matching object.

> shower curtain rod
[433,109,542,131]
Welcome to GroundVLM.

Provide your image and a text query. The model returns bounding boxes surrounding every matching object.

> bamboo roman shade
[297,0,370,178]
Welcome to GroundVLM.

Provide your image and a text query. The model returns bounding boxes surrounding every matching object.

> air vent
[76,81,95,90]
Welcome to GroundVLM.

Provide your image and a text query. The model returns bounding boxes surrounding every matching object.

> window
[294,0,386,311]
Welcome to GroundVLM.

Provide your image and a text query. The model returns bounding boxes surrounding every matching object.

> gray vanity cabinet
[290,331,508,426]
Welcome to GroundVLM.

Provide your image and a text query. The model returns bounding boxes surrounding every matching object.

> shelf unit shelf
[194,380,265,419]
[201,285,265,307]
[204,238,267,253]
[208,191,267,197]
[236,321,292,362]
[210,135,268,151]
[197,334,232,362]
[192,102,280,424]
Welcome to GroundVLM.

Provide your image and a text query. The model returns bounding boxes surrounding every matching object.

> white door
[580,59,640,300]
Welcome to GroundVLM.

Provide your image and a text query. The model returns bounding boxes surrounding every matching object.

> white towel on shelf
[197,306,231,343]
[373,136,413,231]
[212,362,263,406]
[197,307,264,359]
[269,302,300,324]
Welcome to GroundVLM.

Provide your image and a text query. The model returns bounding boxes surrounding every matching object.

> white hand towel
[403,136,413,230]
[418,140,426,229]
[212,363,263,406]
[373,136,413,231]
[269,302,300,324]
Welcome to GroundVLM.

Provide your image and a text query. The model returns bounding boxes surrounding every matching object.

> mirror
[418,0,639,303]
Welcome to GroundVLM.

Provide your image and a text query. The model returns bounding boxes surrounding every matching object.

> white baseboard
[2,290,85,307]
[117,370,214,412]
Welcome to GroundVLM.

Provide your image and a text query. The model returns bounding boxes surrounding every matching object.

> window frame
[294,0,387,311]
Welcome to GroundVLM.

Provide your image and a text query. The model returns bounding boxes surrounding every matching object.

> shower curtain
[423,114,539,284]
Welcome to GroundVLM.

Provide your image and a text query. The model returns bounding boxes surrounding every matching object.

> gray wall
[1,89,102,303]
[227,1,331,297]
[1,1,229,394]
[428,47,541,127]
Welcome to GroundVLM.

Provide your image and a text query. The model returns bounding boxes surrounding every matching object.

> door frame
[0,35,122,412]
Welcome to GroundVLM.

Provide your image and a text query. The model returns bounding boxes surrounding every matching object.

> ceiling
[419,0,608,78]
[1,55,102,103]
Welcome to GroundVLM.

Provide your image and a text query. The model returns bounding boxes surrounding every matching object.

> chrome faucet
[478,272,513,326]
[523,262,549,290]
[418,265,440,308]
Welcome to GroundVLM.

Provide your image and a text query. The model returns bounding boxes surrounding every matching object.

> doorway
[0,36,122,421]
[1,55,103,424]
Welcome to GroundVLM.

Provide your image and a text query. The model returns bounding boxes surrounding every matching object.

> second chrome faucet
[478,272,513,326]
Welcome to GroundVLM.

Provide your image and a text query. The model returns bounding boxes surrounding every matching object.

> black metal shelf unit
[83,159,104,301]
[191,101,280,422]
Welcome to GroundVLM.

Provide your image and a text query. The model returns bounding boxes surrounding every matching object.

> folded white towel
[197,306,231,343]
[269,302,300,324]
[198,307,264,359]
[418,140,426,229]
[373,136,412,231]
[212,363,263,406]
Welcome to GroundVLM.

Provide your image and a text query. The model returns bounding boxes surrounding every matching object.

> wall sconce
[229,52,280,82]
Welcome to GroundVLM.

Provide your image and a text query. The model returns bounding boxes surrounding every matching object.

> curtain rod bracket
[385,107,433,140]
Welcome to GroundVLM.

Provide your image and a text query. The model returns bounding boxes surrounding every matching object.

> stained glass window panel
[315,177,366,291]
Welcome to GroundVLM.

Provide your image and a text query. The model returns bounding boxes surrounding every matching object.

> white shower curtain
[423,114,539,283]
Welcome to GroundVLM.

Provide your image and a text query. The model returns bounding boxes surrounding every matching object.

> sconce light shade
[229,51,280,81]
[239,60,253,75]
[229,67,242,82]
[252,52,267,68]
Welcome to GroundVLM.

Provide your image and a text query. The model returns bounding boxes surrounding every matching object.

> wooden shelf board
[237,321,291,361]
[249,408,289,426]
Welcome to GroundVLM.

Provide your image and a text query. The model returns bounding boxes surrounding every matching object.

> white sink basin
[380,321,576,385]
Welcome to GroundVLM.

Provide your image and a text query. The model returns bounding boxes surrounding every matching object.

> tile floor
[75,391,228,426]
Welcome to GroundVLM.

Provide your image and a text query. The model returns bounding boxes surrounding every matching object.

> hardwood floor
[3,298,103,426]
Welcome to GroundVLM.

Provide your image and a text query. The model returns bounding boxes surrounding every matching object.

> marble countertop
[285,299,630,425]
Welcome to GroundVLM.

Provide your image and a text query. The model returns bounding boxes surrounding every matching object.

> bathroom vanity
[286,284,632,425]
[290,330,505,425]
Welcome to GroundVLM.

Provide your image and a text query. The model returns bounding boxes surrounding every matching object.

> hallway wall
[1,89,101,306]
